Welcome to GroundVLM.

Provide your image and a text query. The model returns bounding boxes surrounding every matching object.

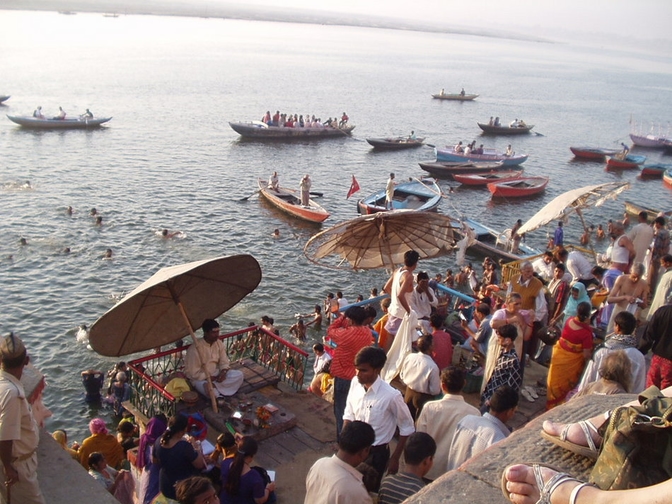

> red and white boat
[487,176,549,198]
[569,146,620,160]
[606,154,646,169]
[453,169,524,186]
[640,163,672,178]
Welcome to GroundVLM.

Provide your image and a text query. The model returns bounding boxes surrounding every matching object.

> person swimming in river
[161,229,180,239]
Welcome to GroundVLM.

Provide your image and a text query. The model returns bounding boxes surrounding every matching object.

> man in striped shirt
[377,432,436,504]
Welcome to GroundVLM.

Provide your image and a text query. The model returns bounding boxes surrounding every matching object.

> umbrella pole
[576,208,597,262]
[176,302,219,413]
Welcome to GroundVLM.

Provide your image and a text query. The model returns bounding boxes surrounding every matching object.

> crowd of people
[260,110,349,129]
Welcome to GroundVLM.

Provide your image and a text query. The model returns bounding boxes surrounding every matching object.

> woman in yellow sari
[546,301,593,409]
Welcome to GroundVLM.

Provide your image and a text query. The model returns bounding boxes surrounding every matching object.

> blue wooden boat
[461,217,540,262]
[640,162,672,177]
[435,146,528,166]
[357,178,442,214]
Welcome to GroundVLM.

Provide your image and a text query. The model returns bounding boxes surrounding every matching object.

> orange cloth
[78,433,125,470]
[374,314,391,350]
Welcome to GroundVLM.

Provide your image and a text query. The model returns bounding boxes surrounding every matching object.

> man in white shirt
[343,346,415,492]
[385,173,396,210]
[184,319,244,397]
[410,271,437,334]
[400,335,441,420]
[447,385,519,471]
[336,291,349,310]
[628,211,654,267]
[416,367,480,481]
[304,421,375,504]
[558,249,597,287]
[531,251,555,283]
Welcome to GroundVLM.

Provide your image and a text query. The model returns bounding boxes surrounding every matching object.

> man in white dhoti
[185,319,244,397]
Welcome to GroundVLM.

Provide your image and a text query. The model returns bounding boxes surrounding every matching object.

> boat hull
[453,170,524,186]
[357,179,442,214]
[431,94,478,101]
[257,178,329,223]
[487,177,549,197]
[640,163,672,177]
[366,137,425,150]
[435,148,528,166]
[230,121,354,139]
[624,200,672,219]
[418,161,505,179]
[570,146,620,160]
[7,115,112,129]
[462,218,540,262]
[477,123,534,135]
[0,96,10,104]
[606,154,646,169]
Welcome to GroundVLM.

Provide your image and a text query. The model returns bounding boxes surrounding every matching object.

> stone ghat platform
[405,393,634,504]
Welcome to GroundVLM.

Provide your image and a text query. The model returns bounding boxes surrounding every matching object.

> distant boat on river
[487,176,549,198]
[432,91,478,101]
[0,95,10,104]
[435,146,528,166]
[230,121,354,139]
[357,178,442,214]
[477,122,534,135]
[570,146,621,160]
[366,136,425,150]
[257,178,329,223]
[7,115,112,129]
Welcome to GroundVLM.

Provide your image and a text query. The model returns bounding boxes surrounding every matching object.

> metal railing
[126,326,309,419]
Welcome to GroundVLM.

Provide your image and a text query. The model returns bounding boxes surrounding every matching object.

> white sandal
[501,463,592,504]
[540,420,600,460]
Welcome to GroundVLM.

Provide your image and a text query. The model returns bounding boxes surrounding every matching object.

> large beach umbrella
[303,210,459,270]
[517,182,630,235]
[89,255,262,411]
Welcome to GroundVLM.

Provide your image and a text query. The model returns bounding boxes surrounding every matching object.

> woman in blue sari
[562,282,591,326]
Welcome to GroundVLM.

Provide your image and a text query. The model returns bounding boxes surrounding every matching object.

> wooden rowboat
[606,154,646,169]
[432,93,478,101]
[569,146,620,160]
[487,176,549,198]
[257,178,329,223]
[366,137,425,150]
[418,161,505,179]
[452,170,524,186]
[640,162,672,177]
[624,200,672,219]
[357,178,442,214]
[477,123,534,135]
[435,147,528,166]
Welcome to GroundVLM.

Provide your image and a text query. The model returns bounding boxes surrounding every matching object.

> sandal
[521,388,535,402]
[525,385,539,399]
[501,463,592,504]
[540,420,600,460]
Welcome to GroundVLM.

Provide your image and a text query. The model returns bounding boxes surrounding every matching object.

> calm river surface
[1,10,671,440]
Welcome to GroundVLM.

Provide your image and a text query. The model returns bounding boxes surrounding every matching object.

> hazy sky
[238,0,672,46]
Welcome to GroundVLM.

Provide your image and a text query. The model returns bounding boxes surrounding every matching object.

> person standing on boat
[553,221,564,247]
[385,172,396,210]
[460,88,466,96]
[339,112,349,128]
[0,333,46,504]
[299,174,311,206]
[33,106,44,119]
[268,171,279,192]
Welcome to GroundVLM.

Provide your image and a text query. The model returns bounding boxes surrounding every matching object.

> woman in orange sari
[546,301,594,409]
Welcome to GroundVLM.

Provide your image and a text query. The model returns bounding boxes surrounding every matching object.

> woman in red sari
[546,301,593,409]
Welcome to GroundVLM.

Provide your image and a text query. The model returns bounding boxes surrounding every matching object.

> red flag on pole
[346,175,360,199]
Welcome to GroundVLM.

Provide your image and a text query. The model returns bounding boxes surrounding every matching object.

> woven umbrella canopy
[303,210,459,270]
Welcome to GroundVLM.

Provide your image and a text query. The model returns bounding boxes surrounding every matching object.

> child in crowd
[289,318,306,340]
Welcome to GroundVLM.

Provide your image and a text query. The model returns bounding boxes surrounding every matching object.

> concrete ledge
[37,429,119,504]
[405,394,634,503]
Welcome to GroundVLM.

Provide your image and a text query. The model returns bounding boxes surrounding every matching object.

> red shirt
[431,329,454,370]
[327,316,373,380]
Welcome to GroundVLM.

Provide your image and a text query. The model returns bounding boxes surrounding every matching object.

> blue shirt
[554,226,564,246]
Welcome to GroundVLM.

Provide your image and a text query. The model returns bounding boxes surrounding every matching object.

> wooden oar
[239,189,260,201]
[309,191,323,197]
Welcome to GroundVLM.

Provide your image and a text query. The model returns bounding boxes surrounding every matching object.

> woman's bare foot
[504,464,585,504]
[542,419,602,447]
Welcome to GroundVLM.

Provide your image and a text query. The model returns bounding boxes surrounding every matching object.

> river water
[1,10,671,440]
